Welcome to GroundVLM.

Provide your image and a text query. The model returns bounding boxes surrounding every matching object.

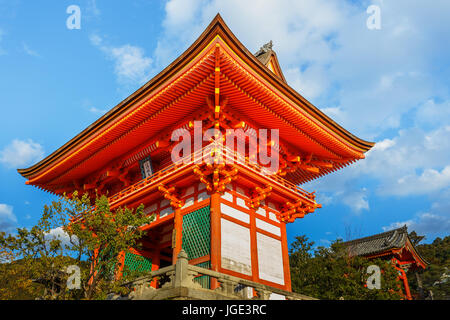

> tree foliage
[289,235,404,300]
[409,235,450,300]
[0,192,154,300]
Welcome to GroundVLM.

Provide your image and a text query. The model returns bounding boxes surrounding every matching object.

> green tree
[0,210,80,299]
[0,192,154,300]
[289,235,403,300]
[410,235,450,300]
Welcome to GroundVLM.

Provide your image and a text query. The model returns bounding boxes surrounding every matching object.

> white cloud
[89,107,107,114]
[320,106,343,119]
[383,213,450,236]
[307,120,450,200]
[319,239,331,246]
[144,0,450,212]
[415,99,450,127]
[22,42,39,57]
[319,188,369,213]
[45,227,76,248]
[163,0,204,31]
[0,28,6,55]
[0,139,44,168]
[153,0,450,138]
[361,125,450,196]
[109,45,152,85]
[0,204,17,233]
[92,1,450,227]
[285,65,329,100]
[87,0,101,17]
[90,34,153,86]
[382,187,450,237]
[372,138,395,152]
[393,166,450,196]
[341,189,370,213]
[89,34,102,47]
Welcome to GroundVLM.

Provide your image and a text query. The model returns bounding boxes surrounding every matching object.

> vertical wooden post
[151,250,160,288]
[88,248,99,285]
[403,273,412,300]
[250,209,259,282]
[249,208,259,298]
[172,208,183,264]
[209,35,222,290]
[280,223,292,291]
[115,250,126,280]
[210,192,221,289]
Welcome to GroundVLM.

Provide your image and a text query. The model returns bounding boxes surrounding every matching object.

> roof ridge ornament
[255,40,273,56]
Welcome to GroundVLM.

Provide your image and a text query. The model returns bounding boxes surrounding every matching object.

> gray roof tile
[342,225,408,257]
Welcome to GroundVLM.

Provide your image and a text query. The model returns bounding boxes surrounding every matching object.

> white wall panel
[236,197,247,208]
[256,207,266,216]
[221,219,252,275]
[256,218,281,237]
[220,203,249,223]
[257,232,284,285]
[269,212,277,221]
[221,192,233,202]
[198,183,206,190]
[159,207,173,218]
[197,191,209,202]
[182,197,194,209]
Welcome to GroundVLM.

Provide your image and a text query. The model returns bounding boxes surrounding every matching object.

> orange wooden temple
[18,14,374,293]
[343,226,428,299]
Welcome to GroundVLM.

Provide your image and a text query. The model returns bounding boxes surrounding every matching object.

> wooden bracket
[277,198,321,223]
[158,184,184,209]
[246,185,272,210]
[193,163,238,194]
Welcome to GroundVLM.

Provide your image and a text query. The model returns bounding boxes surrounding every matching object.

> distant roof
[343,226,409,257]
[342,226,428,268]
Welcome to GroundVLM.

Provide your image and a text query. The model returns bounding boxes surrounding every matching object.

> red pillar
[250,208,259,283]
[280,223,292,291]
[172,208,183,264]
[210,192,221,289]
[151,250,160,288]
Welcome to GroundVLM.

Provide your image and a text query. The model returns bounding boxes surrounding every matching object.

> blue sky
[0,0,449,247]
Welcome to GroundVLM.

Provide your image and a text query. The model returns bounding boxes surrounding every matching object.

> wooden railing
[116,250,317,300]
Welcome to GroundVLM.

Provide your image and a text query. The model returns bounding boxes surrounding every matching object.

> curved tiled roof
[343,226,408,257]
[17,14,374,191]
[342,225,428,269]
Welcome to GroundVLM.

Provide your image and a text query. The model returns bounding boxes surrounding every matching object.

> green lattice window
[194,261,211,289]
[122,252,152,276]
[182,206,211,260]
